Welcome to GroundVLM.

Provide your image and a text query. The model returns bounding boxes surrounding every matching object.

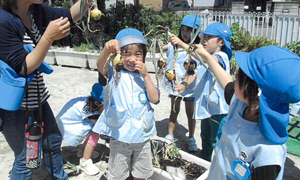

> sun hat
[0,44,53,111]
[90,83,104,104]
[199,22,232,60]
[116,28,147,49]
[235,46,300,144]
[180,14,202,30]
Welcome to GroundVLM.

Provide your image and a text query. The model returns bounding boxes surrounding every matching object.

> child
[56,83,104,175]
[194,44,300,180]
[162,14,202,152]
[94,28,160,180]
[177,22,232,160]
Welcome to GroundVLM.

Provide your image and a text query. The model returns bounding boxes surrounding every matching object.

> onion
[165,69,176,81]
[113,53,124,72]
[184,59,196,75]
[157,57,166,68]
[90,4,102,21]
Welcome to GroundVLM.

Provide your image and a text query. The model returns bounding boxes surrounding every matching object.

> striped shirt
[21,14,50,110]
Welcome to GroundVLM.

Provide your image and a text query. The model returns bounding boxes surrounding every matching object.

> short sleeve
[224,82,235,105]
[39,4,73,24]
[98,66,113,86]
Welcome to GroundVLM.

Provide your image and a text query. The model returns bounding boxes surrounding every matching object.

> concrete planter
[54,50,88,69]
[46,49,163,72]
[151,150,210,180]
[44,50,56,65]
[87,53,99,70]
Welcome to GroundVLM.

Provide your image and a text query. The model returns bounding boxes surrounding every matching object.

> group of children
[55,14,300,180]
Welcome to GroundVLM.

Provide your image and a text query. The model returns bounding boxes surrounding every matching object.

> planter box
[151,150,210,180]
[87,53,99,70]
[44,50,56,65]
[46,49,163,72]
[54,50,88,68]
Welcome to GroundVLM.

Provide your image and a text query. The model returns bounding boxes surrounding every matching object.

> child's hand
[193,44,206,55]
[134,61,148,77]
[104,39,121,54]
[170,34,183,47]
[174,83,186,94]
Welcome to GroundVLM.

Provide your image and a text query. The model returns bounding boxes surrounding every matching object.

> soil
[151,140,207,180]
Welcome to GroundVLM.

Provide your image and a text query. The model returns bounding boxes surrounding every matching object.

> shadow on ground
[284,156,300,179]
[155,118,200,156]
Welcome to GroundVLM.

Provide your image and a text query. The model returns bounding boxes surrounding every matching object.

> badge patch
[138,91,148,104]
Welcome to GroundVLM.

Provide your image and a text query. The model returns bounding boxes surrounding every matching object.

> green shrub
[285,41,300,57]
[63,1,71,9]
[54,0,63,6]
[230,22,251,51]
[79,3,184,50]
[73,43,93,52]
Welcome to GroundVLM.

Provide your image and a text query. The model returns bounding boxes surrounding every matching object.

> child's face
[202,34,224,54]
[121,44,144,72]
[180,26,192,43]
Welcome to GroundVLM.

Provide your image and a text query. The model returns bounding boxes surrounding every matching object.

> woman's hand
[43,17,70,43]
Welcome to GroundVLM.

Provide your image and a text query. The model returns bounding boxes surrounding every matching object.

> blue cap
[200,22,232,60]
[236,46,300,144]
[116,28,147,48]
[180,14,202,30]
[90,83,104,104]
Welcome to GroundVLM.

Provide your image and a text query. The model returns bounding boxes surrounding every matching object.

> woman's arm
[70,0,94,22]
[23,17,70,74]
[25,0,94,74]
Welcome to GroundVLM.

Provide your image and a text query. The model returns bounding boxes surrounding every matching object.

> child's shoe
[165,134,174,143]
[79,158,100,176]
[188,137,198,152]
[77,148,100,159]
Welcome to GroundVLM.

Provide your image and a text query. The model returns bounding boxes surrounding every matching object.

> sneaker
[165,134,174,143]
[77,148,100,159]
[79,158,100,176]
[188,137,198,152]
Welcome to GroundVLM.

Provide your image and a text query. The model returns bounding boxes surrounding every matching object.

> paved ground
[0,65,299,180]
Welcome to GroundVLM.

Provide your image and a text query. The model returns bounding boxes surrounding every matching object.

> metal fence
[185,11,300,47]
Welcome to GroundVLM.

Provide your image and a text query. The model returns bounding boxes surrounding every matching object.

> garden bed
[150,140,210,180]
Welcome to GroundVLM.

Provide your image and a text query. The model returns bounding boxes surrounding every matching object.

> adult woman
[0,0,96,179]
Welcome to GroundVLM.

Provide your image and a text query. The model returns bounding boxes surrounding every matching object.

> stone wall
[267,2,299,15]
[231,2,244,14]
[139,0,163,10]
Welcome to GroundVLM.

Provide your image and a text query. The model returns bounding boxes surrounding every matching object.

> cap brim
[119,36,148,48]
[258,93,289,144]
[235,51,253,79]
